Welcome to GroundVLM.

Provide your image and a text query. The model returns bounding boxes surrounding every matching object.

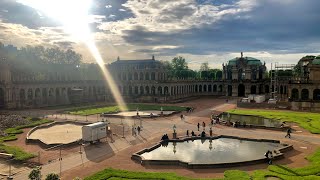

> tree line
[162,56,223,80]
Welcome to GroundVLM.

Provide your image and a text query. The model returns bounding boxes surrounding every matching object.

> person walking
[197,123,200,131]
[180,114,184,121]
[202,121,206,130]
[186,130,189,137]
[285,127,292,138]
[137,126,141,135]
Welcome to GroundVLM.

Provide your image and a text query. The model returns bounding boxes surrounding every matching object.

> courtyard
[0,96,319,180]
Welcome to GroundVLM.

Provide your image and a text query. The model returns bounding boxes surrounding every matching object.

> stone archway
[140,86,144,95]
[313,89,320,100]
[134,86,139,94]
[265,85,270,93]
[213,84,217,92]
[291,88,299,100]
[251,85,256,94]
[218,85,223,92]
[227,85,232,96]
[0,88,4,107]
[238,84,245,97]
[151,86,156,95]
[158,86,163,95]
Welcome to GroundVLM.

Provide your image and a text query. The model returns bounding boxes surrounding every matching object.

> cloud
[0,0,319,69]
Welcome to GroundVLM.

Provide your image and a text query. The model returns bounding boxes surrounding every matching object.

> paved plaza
[1,97,319,180]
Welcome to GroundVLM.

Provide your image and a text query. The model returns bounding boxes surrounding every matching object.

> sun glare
[18,0,127,111]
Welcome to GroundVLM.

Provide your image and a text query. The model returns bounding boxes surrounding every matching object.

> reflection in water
[219,113,282,127]
[141,138,285,164]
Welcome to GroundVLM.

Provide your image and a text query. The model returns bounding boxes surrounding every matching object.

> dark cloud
[122,0,320,55]
[0,0,60,29]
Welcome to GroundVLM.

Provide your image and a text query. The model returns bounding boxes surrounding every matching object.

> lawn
[84,149,320,180]
[0,144,35,161]
[67,103,188,116]
[0,118,53,161]
[0,118,53,143]
[226,109,320,134]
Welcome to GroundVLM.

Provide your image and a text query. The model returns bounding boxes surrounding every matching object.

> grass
[68,103,188,116]
[84,168,194,180]
[0,119,53,143]
[0,118,53,161]
[0,143,35,161]
[84,149,320,180]
[252,148,320,179]
[226,109,320,134]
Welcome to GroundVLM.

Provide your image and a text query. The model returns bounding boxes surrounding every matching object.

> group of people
[232,121,246,128]
[197,121,207,131]
[186,107,194,113]
[161,134,169,140]
[185,130,206,137]
[132,126,141,136]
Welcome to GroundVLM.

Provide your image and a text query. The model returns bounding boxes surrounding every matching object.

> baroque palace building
[1,53,320,110]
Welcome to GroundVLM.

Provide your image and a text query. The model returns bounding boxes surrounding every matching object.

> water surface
[141,138,284,164]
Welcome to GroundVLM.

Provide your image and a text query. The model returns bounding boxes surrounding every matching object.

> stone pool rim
[218,112,290,131]
[131,135,293,169]
[26,121,91,148]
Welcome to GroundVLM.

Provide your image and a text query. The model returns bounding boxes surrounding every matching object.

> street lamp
[172,124,177,139]
[121,119,125,138]
[139,117,143,128]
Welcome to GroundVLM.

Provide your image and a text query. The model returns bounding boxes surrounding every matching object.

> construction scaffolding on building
[270,63,295,101]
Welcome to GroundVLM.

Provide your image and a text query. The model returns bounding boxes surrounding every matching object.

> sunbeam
[18,0,128,111]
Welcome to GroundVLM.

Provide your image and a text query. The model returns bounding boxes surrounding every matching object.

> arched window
[139,72,144,80]
[151,72,156,80]
[313,89,320,100]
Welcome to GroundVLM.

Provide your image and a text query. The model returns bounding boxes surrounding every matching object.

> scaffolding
[270,63,295,100]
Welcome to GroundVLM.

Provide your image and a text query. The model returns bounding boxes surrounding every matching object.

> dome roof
[312,58,320,65]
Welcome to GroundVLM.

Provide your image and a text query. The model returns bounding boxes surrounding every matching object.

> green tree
[200,62,209,71]
[171,56,188,70]
[216,70,223,80]
[28,166,41,180]
[45,173,60,180]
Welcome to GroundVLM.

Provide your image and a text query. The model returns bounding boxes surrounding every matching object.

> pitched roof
[110,59,159,65]
[228,57,262,66]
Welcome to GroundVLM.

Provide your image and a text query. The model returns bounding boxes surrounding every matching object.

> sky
[0,0,319,70]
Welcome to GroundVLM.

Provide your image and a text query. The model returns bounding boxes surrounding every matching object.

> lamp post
[173,124,177,139]
[139,116,142,128]
[121,119,125,138]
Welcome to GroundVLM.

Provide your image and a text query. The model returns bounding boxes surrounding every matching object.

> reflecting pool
[141,138,285,164]
[219,113,282,127]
